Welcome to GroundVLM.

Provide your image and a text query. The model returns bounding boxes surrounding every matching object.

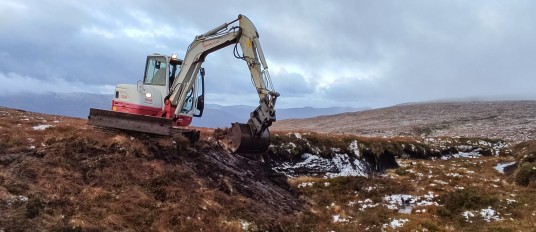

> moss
[417,221,443,232]
[439,188,498,218]
[413,126,434,136]
[357,206,390,227]
[25,197,44,219]
[395,168,409,176]
[521,153,536,163]
[515,163,536,186]
[270,133,313,157]
[402,142,436,159]
[270,132,361,159]
[5,181,29,195]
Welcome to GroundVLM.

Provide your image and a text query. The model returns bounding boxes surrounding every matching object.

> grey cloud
[1,0,536,108]
[271,71,313,97]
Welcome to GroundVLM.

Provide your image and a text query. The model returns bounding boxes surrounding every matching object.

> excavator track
[88,108,200,142]
[89,108,173,135]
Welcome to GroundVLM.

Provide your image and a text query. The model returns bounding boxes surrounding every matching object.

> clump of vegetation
[412,123,451,136]
[514,163,536,186]
[269,132,510,175]
[512,140,536,163]
[438,188,499,219]
[511,140,536,187]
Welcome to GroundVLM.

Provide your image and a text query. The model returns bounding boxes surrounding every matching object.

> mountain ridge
[0,92,367,128]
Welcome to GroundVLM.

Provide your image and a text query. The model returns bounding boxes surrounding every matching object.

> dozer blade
[88,108,173,135]
[228,122,270,154]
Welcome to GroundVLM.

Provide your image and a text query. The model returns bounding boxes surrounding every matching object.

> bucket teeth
[228,123,270,154]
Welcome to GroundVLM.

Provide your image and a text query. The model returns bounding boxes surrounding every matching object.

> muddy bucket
[229,123,270,153]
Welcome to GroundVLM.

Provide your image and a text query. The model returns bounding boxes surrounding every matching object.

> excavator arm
[165,15,279,152]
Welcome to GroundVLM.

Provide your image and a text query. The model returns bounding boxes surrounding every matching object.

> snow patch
[325,154,368,178]
[462,211,475,222]
[6,195,29,206]
[383,218,409,229]
[433,180,449,185]
[239,219,252,230]
[384,192,438,214]
[285,142,297,153]
[32,124,53,131]
[480,207,503,222]
[462,207,504,222]
[494,162,516,174]
[446,173,462,178]
[441,150,481,160]
[352,199,380,211]
[332,215,349,223]
[297,182,314,188]
[505,199,517,204]
[348,140,360,157]
[274,153,368,178]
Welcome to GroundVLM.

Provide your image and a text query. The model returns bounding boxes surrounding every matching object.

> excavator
[88,15,279,153]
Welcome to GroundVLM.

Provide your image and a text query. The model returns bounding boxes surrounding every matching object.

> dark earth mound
[0,107,302,231]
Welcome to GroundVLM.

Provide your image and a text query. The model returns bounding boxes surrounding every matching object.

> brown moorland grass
[2,106,536,231]
[0,107,303,231]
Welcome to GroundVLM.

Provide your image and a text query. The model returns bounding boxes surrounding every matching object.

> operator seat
[152,69,166,85]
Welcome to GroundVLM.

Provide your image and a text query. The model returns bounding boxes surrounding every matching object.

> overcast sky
[1,0,535,108]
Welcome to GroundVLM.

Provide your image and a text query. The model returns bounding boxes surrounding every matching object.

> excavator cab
[88,54,204,135]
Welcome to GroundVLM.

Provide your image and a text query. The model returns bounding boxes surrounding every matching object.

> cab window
[144,57,167,86]
[181,88,194,113]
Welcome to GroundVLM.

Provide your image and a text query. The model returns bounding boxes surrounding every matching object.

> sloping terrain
[2,105,536,231]
[0,107,302,231]
[273,101,536,143]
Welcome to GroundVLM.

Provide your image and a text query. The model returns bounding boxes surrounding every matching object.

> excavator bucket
[228,122,270,154]
[88,108,174,135]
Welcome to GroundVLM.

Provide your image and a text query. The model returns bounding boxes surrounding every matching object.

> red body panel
[175,115,192,127]
[113,100,161,116]
[112,100,193,127]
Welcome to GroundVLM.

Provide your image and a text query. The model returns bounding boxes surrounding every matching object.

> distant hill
[0,92,112,118]
[194,104,369,128]
[273,101,536,143]
[0,92,366,128]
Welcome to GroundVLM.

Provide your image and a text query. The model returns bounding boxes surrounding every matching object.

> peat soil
[0,107,302,231]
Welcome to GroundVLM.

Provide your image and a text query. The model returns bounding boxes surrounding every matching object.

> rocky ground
[2,104,536,231]
[273,101,536,143]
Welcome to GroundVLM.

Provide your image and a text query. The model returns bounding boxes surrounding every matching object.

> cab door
[179,68,205,118]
